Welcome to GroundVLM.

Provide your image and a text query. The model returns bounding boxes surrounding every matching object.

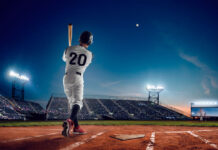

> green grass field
[0,120,218,127]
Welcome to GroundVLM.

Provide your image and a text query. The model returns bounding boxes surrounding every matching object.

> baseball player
[62,31,93,136]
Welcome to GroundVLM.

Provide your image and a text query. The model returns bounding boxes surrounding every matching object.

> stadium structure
[191,101,218,121]
[0,72,191,120]
[0,80,191,121]
[0,92,191,121]
[46,94,190,120]
[0,70,45,120]
[45,85,190,120]
[0,94,45,120]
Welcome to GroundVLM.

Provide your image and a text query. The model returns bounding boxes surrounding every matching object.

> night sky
[0,0,218,109]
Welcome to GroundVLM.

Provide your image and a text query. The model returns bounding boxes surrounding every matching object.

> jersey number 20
[69,52,87,66]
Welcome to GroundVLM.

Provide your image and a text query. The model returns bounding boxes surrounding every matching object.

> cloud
[201,80,210,95]
[100,81,121,88]
[210,76,218,89]
[179,53,210,72]
[179,52,218,95]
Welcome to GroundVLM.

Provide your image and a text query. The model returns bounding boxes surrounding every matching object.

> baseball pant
[63,72,84,111]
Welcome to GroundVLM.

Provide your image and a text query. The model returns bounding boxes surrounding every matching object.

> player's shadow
[14,134,88,150]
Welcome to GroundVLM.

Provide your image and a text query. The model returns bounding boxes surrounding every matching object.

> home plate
[111,134,145,141]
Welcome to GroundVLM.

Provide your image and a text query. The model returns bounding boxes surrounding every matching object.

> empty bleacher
[46,97,190,120]
[46,97,69,120]
[0,94,44,120]
[0,95,23,120]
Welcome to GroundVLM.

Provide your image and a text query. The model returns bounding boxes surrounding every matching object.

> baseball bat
[68,24,73,46]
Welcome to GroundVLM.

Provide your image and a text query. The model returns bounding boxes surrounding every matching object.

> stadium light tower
[146,85,164,104]
[9,70,29,101]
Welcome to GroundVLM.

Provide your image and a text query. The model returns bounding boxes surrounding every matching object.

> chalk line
[146,132,155,150]
[187,131,218,149]
[60,132,105,150]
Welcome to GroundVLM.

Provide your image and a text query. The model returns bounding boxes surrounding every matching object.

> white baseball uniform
[63,45,92,110]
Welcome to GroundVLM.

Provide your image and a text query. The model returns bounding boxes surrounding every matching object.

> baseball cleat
[62,119,73,137]
[73,126,86,135]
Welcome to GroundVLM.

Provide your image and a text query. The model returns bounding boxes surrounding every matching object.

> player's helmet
[79,31,93,45]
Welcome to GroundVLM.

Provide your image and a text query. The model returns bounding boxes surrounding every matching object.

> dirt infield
[0,125,218,150]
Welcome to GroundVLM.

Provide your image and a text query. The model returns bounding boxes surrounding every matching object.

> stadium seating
[46,97,69,120]
[28,102,45,114]
[46,97,190,120]
[0,95,23,120]
[0,92,190,121]
[0,94,44,120]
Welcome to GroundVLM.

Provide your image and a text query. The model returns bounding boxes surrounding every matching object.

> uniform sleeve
[90,52,93,63]
[92,53,94,60]
[62,50,66,62]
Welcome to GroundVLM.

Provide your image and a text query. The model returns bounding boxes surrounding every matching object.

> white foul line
[156,129,218,134]
[146,132,155,150]
[163,131,188,134]
[187,131,218,149]
[2,128,61,131]
[1,132,59,143]
[60,132,105,150]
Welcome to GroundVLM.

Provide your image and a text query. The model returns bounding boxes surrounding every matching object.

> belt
[65,72,81,76]
[76,72,81,76]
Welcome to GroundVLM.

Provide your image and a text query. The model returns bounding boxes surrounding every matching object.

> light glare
[9,70,19,78]
[157,86,164,90]
[20,75,29,81]
[146,84,164,91]
[9,70,29,81]
[192,101,218,106]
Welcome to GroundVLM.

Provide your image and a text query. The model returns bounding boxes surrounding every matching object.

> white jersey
[63,45,92,75]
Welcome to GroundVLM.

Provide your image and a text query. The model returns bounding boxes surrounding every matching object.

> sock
[74,116,79,128]
[70,104,80,122]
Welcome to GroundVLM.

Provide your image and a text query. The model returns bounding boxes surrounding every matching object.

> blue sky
[0,0,218,108]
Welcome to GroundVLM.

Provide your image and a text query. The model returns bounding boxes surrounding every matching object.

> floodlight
[157,85,164,90]
[9,70,19,78]
[9,70,30,101]
[9,70,30,81]
[146,84,165,104]
[146,85,155,90]
[20,75,29,81]
[146,85,164,91]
